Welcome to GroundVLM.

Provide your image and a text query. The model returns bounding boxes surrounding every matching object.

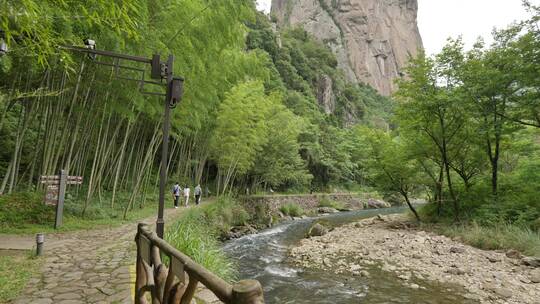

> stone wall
[241,193,389,214]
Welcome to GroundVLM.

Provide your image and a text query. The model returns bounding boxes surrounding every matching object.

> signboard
[44,184,59,206]
[38,171,83,229]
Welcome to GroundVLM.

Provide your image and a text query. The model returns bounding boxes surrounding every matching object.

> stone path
[11,208,184,304]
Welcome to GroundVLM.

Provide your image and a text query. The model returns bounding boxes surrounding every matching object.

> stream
[223,207,478,304]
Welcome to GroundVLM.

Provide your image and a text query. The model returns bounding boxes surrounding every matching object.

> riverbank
[290,214,540,304]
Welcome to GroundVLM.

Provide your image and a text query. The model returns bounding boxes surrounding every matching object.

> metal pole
[156,54,174,239]
[36,233,44,256]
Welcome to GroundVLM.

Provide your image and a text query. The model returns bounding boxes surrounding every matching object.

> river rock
[367,199,391,209]
[307,223,328,237]
[317,207,339,214]
[409,283,420,289]
[484,283,513,299]
[487,255,502,263]
[531,268,540,283]
[450,246,465,254]
[446,268,466,275]
[521,257,540,268]
[494,288,513,299]
[506,249,522,259]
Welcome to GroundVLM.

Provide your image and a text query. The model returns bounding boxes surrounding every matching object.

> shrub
[439,222,540,257]
[0,192,55,228]
[202,196,250,233]
[279,202,304,217]
[166,210,236,281]
[318,197,344,209]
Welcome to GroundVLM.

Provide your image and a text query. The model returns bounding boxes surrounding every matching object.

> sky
[256,0,538,55]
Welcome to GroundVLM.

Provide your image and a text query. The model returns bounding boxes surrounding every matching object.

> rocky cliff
[271,0,423,96]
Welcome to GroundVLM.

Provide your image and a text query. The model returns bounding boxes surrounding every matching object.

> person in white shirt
[183,185,190,206]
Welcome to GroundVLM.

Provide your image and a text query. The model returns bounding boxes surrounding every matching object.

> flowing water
[223,208,478,304]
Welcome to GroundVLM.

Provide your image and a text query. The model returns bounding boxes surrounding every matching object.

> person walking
[172,182,181,208]
[194,184,202,205]
[183,185,190,206]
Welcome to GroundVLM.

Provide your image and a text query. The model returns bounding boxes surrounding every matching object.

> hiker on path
[172,182,181,208]
[183,185,190,206]
[194,184,202,205]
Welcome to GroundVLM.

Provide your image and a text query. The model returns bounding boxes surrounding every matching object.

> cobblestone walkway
[12,208,184,304]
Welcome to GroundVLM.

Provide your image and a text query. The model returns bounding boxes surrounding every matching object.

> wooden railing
[135,223,264,304]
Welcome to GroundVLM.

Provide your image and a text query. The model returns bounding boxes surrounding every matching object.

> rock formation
[271,0,424,96]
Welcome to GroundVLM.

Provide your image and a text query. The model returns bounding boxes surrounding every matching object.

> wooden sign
[67,176,83,185]
[44,184,59,206]
[40,175,83,185]
[38,171,83,229]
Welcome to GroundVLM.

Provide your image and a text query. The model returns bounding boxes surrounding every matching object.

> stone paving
[12,208,183,304]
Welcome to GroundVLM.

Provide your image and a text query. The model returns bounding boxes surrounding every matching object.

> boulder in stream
[307,223,328,237]
[367,198,391,209]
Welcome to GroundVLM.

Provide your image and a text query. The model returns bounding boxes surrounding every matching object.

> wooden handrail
[135,223,264,304]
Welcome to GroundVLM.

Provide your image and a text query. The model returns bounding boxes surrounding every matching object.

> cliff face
[271,0,423,96]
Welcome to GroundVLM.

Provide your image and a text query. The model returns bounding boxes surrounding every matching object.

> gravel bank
[289,214,540,304]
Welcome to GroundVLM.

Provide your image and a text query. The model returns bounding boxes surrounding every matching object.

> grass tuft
[318,198,344,210]
[435,222,540,257]
[165,196,248,281]
[279,202,304,217]
[0,253,42,303]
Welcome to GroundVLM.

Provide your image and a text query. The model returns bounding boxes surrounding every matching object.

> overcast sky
[256,0,538,55]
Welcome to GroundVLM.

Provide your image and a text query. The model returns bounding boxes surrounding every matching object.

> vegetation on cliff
[352,3,540,239]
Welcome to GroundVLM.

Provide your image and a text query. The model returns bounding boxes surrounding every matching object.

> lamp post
[62,42,184,238]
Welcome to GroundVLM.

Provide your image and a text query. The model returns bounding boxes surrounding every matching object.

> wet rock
[409,283,420,289]
[521,257,540,268]
[367,199,391,209]
[398,274,411,281]
[323,258,331,267]
[506,249,522,259]
[307,223,328,237]
[317,207,339,214]
[222,225,258,240]
[349,264,362,272]
[359,270,370,278]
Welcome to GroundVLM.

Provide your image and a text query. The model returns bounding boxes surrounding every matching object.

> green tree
[356,127,421,221]
[396,42,468,220]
